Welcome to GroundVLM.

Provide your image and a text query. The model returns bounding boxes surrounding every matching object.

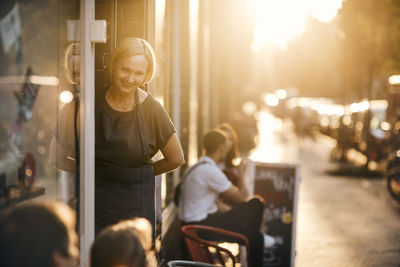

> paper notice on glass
[0,4,21,54]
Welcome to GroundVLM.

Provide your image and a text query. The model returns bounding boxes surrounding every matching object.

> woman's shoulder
[138,87,149,104]
[140,89,163,110]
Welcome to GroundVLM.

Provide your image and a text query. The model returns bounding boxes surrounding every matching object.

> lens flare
[59,90,74,104]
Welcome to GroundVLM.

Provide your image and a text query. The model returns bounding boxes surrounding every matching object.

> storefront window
[0,0,80,209]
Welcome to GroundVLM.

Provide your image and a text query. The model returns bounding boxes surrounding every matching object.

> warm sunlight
[250,109,299,164]
[251,0,343,50]
[310,0,343,22]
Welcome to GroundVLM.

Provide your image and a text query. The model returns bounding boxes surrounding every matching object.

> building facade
[0,0,253,264]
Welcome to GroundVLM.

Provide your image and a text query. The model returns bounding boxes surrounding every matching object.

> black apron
[95,89,155,234]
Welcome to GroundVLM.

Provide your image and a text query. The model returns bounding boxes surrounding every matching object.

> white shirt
[178,156,232,222]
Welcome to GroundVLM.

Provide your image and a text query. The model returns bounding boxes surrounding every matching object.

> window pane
[0,0,80,210]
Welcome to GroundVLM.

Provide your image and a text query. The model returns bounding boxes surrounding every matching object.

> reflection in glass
[0,0,80,210]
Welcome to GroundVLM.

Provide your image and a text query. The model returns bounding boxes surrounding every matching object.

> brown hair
[0,201,78,267]
[91,218,156,267]
[219,123,239,167]
[203,129,227,155]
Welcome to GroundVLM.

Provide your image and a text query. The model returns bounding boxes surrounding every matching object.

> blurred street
[3,1,400,265]
[251,109,400,267]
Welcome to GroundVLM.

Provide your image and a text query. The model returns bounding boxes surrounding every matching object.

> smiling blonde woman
[94,38,184,235]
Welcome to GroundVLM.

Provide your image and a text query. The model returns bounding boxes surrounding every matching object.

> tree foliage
[337,0,400,99]
[274,0,400,101]
[275,18,342,99]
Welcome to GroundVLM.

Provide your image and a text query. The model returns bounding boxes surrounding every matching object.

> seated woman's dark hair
[219,122,239,168]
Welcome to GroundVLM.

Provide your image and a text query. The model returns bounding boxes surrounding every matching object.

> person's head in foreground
[91,217,156,267]
[0,201,79,267]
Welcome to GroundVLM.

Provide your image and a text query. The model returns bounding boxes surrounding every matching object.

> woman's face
[112,55,148,94]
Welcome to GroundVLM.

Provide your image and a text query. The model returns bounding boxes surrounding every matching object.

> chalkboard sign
[244,160,300,267]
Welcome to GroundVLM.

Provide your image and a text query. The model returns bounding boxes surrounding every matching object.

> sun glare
[251,0,343,50]
[310,0,343,22]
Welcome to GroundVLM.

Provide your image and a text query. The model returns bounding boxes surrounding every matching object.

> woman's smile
[112,55,148,94]
[120,79,137,91]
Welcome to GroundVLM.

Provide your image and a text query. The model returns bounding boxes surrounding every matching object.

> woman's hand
[153,133,185,175]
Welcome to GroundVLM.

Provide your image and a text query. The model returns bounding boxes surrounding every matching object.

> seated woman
[90,218,156,267]
[216,123,242,210]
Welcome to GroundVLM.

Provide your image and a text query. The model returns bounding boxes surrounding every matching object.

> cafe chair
[167,260,219,267]
[181,224,250,267]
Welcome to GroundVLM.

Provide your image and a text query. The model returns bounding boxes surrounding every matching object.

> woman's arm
[153,133,185,175]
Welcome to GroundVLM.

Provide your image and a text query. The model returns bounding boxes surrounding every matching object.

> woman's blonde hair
[64,42,80,85]
[109,37,156,84]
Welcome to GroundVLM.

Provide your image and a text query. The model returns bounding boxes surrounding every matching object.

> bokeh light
[59,90,74,104]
